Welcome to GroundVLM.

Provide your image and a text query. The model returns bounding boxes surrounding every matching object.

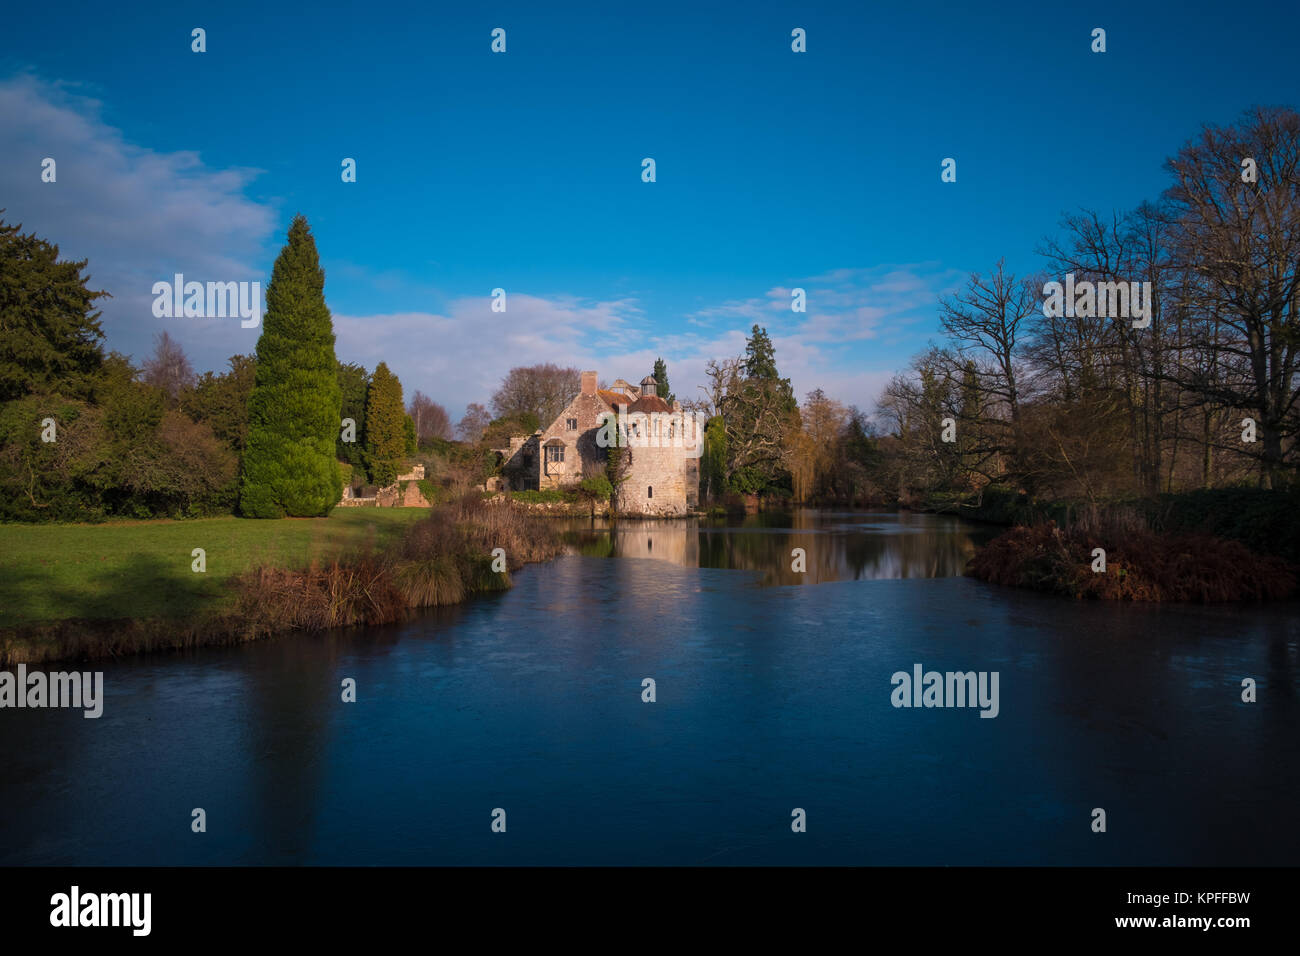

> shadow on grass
[0,550,225,629]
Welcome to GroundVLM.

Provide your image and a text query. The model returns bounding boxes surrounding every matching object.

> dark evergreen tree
[652,357,674,403]
[402,414,418,456]
[743,325,780,380]
[0,213,107,401]
[238,215,343,517]
[336,361,369,467]
[723,325,797,492]
[364,362,406,486]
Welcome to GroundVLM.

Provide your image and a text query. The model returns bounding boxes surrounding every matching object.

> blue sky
[2,0,1297,418]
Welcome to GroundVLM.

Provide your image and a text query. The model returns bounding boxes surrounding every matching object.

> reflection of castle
[495,371,700,516]
[612,520,699,568]
[608,510,983,584]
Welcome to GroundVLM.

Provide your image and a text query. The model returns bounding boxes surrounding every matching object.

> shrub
[578,475,613,501]
[968,522,1296,602]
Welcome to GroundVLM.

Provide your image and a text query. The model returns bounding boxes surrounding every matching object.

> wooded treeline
[0,214,454,520]
[878,106,1299,504]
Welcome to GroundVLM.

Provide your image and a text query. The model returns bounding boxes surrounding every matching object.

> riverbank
[944,486,1300,601]
[0,497,565,665]
[967,521,1296,601]
[921,486,1300,561]
[0,509,429,627]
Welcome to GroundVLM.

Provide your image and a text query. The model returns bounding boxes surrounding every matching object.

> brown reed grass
[967,521,1297,602]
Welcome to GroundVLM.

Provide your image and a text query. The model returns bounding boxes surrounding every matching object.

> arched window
[647,486,653,499]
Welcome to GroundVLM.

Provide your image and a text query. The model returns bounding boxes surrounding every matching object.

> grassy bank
[0,498,563,664]
[0,509,427,626]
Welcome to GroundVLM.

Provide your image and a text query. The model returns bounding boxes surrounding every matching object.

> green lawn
[0,509,429,626]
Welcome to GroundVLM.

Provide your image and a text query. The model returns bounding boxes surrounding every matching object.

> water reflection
[563,509,997,584]
[2,509,1296,866]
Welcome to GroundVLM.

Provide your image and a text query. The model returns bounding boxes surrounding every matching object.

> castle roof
[626,394,673,414]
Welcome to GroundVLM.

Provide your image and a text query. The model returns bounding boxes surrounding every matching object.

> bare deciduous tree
[141,331,194,400]
[457,402,492,443]
[490,364,581,426]
[407,390,451,443]
[1163,106,1300,487]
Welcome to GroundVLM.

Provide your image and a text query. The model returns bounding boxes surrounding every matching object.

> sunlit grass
[0,509,428,626]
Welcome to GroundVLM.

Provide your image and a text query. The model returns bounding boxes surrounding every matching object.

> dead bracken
[966,521,1297,602]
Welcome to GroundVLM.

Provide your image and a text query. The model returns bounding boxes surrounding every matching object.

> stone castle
[495,371,700,516]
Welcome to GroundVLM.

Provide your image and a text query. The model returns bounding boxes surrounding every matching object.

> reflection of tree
[242,633,350,862]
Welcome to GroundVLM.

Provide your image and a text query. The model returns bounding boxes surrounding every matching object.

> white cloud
[0,73,278,371]
[333,294,646,416]
[337,264,952,418]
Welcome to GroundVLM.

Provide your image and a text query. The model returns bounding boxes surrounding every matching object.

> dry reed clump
[233,495,565,633]
[967,521,1297,602]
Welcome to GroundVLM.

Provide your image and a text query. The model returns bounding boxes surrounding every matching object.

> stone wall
[536,390,612,490]
[616,442,691,515]
[337,465,431,508]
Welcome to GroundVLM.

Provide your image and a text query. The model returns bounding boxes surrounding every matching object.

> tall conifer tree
[364,362,406,486]
[239,215,342,517]
[652,357,674,403]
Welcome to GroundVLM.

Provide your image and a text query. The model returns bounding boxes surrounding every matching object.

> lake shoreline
[1,497,566,666]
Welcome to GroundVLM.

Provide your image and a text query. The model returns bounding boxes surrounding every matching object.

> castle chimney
[581,370,597,395]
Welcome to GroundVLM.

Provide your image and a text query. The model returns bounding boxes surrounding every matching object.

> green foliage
[729,465,766,495]
[742,324,782,382]
[579,474,613,501]
[718,326,798,495]
[652,357,674,403]
[239,215,343,518]
[180,354,256,457]
[336,361,369,467]
[701,414,727,499]
[1152,487,1300,564]
[422,436,457,458]
[364,361,407,486]
[605,437,629,490]
[416,478,445,504]
[481,411,539,447]
[0,393,102,521]
[509,488,578,504]
[0,214,108,401]
[403,414,418,456]
[0,357,237,521]
[94,355,238,518]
